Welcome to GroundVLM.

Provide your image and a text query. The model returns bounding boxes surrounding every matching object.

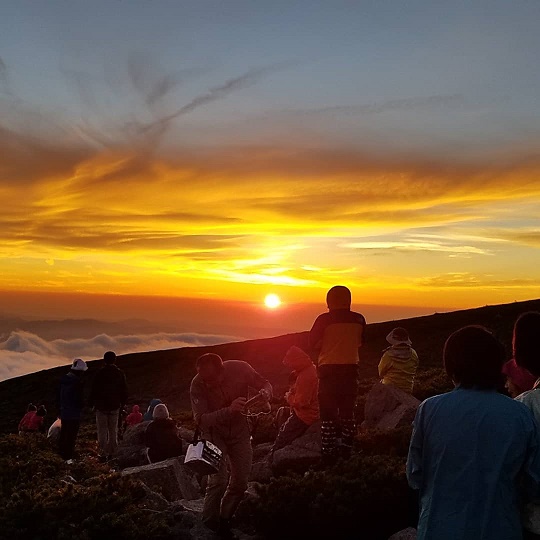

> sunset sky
[1,1,540,337]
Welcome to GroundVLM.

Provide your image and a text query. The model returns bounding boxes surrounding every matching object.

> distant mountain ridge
[1,298,539,435]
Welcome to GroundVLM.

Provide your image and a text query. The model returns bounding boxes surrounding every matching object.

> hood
[385,345,413,361]
[326,285,351,310]
[148,399,162,410]
[132,405,140,413]
[283,346,313,371]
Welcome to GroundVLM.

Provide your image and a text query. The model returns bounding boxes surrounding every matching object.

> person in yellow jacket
[378,327,419,394]
[271,346,319,454]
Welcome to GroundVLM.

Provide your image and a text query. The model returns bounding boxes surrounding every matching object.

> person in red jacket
[271,346,319,454]
[126,404,143,426]
[18,403,44,434]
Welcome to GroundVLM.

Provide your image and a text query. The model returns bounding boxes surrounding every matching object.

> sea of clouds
[0,330,241,382]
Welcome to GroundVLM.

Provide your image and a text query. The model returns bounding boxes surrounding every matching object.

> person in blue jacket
[58,358,88,463]
[407,325,540,540]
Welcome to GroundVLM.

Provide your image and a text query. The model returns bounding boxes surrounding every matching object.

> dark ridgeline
[0,297,539,435]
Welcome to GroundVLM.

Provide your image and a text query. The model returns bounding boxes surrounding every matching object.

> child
[126,404,143,426]
[378,327,419,394]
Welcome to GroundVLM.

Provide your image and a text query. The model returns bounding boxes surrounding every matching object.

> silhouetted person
[513,311,540,539]
[88,351,128,462]
[407,326,540,540]
[271,346,319,454]
[58,358,88,463]
[190,353,272,539]
[144,403,185,463]
[309,285,366,465]
[378,327,419,393]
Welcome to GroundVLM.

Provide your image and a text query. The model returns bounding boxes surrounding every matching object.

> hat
[386,327,412,346]
[71,358,88,371]
[153,403,169,420]
[502,359,537,393]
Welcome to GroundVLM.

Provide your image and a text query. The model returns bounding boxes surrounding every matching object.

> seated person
[126,404,143,426]
[144,404,185,463]
[18,403,44,435]
[378,327,419,393]
[502,358,536,398]
[271,346,319,454]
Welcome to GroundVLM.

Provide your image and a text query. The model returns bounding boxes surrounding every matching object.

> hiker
[407,326,540,540]
[309,285,366,465]
[144,403,185,463]
[190,352,272,538]
[18,403,43,435]
[271,346,319,454]
[143,398,162,422]
[512,311,540,539]
[58,358,88,463]
[126,404,143,427]
[378,327,419,393]
[502,358,536,398]
[88,350,128,463]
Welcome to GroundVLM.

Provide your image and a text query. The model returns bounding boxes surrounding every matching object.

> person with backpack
[88,351,128,463]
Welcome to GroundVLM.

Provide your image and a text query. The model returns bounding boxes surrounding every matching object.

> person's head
[443,325,505,389]
[386,327,412,347]
[36,405,47,417]
[132,405,140,413]
[71,358,88,373]
[513,311,540,376]
[27,403,37,412]
[152,403,169,420]
[326,285,352,311]
[502,358,537,398]
[196,353,224,387]
[104,351,117,365]
[282,346,312,371]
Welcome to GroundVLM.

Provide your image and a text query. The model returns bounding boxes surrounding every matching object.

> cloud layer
[0,330,239,382]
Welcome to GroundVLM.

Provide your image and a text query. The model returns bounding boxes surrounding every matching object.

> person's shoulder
[350,311,366,324]
[224,359,251,371]
[515,388,539,404]
[190,373,203,390]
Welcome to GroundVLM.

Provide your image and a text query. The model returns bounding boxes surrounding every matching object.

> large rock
[249,459,273,483]
[122,457,201,501]
[362,382,420,430]
[271,422,321,474]
[388,527,417,540]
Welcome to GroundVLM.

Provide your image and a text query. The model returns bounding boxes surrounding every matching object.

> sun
[264,293,281,309]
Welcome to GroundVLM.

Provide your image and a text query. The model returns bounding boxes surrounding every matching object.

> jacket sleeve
[190,380,231,430]
[378,352,391,379]
[290,371,316,411]
[521,414,540,500]
[119,371,128,405]
[309,315,325,351]
[406,403,425,490]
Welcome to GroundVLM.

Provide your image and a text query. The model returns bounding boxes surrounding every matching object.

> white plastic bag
[47,418,61,443]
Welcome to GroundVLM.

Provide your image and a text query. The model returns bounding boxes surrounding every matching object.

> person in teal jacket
[407,325,540,540]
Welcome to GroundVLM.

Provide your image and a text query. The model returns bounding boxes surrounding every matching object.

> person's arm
[309,315,325,353]
[247,364,273,401]
[521,414,540,500]
[406,403,425,490]
[120,372,128,407]
[290,370,315,410]
[378,352,391,379]
[190,380,240,430]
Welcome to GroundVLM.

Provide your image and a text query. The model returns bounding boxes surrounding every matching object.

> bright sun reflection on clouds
[264,293,281,309]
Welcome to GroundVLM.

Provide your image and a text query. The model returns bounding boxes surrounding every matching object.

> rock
[271,422,321,474]
[177,426,195,443]
[252,442,273,462]
[249,459,273,483]
[122,457,202,501]
[362,382,420,431]
[140,483,170,511]
[122,421,151,446]
[116,444,149,469]
[388,527,417,540]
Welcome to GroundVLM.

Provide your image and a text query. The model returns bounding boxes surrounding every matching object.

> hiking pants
[59,418,80,460]
[318,364,358,457]
[96,409,120,456]
[202,434,253,526]
[271,411,309,453]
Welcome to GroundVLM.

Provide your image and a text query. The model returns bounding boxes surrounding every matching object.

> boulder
[249,459,273,483]
[362,382,420,431]
[271,422,321,474]
[252,442,273,462]
[122,457,201,501]
[388,527,417,540]
[122,420,151,446]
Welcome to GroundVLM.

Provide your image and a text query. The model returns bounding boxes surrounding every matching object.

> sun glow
[264,293,281,309]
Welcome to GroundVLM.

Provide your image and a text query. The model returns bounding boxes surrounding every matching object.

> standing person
[513,311,540,539]
[271,346,319,454]
[88,351,128,463]
[407,326,540,540]
[58,358,88,463]
[378,327,419,394]
[190,353,272,539]
[309,285,366,465]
